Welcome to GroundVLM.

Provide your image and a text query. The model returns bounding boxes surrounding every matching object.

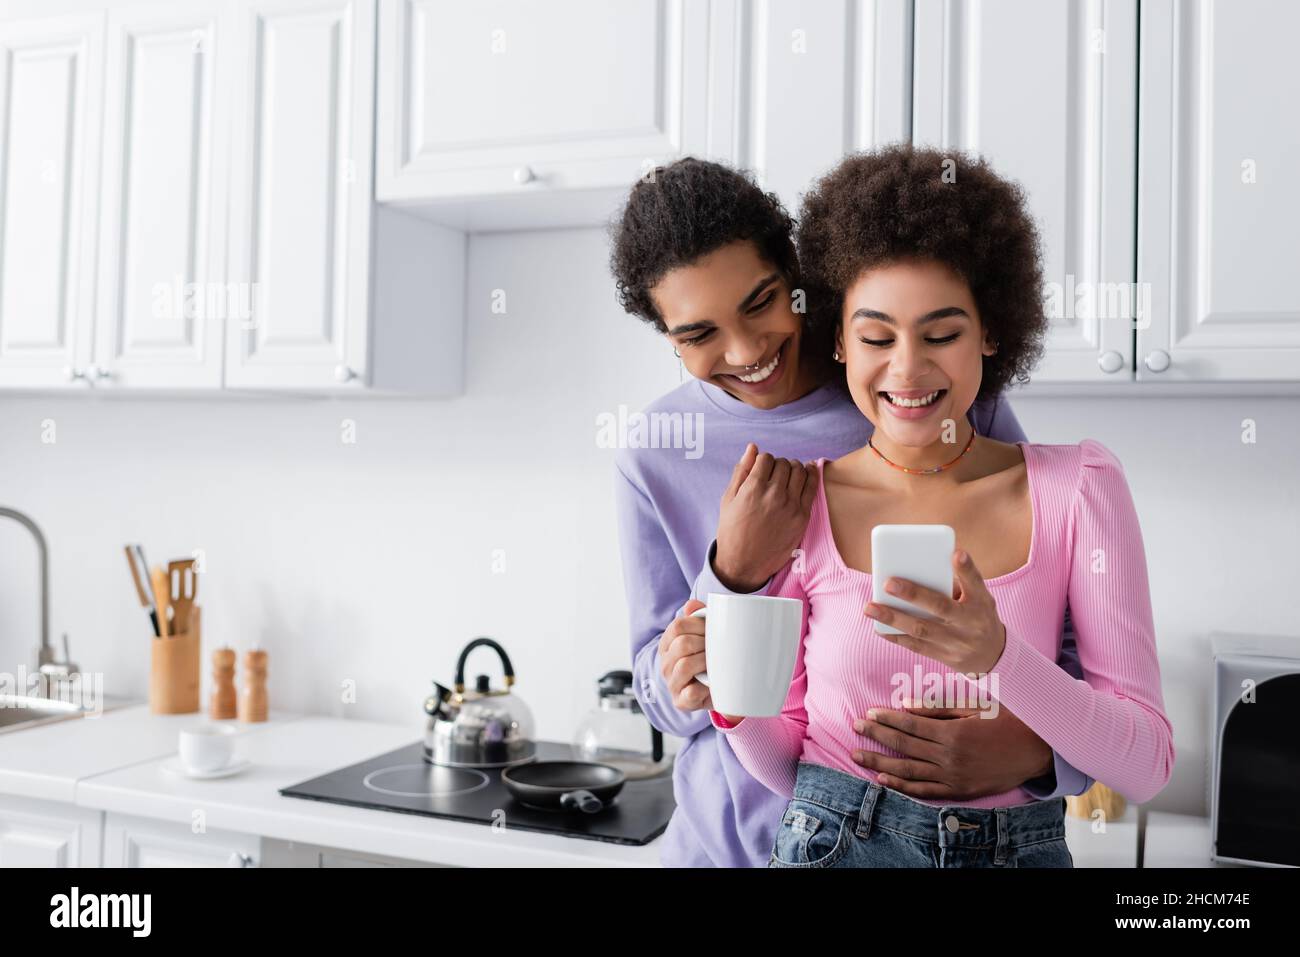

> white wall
[1,226,1296,818]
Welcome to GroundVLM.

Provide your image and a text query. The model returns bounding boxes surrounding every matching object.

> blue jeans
[769,762,1074,868]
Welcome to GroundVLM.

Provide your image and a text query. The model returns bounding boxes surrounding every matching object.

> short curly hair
[797,144,1047,401]
[609,158,799,331]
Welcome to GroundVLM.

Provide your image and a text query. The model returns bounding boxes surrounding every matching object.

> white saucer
[161,757,251,780]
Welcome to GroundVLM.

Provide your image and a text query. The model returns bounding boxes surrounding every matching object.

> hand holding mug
[659,599,712,713]
[685,594,804,721]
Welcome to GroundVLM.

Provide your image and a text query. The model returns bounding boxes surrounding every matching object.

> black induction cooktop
[279,740,676,846]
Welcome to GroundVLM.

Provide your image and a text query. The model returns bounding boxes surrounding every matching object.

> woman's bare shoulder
[965,436,1027,483]
[976,435,1021,456]
[823,450,859,481]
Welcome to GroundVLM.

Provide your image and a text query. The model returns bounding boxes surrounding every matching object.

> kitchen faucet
[0,506,76,688]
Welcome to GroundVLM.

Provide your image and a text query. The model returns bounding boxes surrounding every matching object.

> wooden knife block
[150,605,201,714]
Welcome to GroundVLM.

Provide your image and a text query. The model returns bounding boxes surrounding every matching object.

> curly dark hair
[797,144,1047,402]
[609,157,799,332]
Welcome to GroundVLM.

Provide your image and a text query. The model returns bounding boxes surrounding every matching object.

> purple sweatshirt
[613,377,1093,868]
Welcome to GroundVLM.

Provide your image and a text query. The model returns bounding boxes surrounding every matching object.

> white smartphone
[870,524,955,635]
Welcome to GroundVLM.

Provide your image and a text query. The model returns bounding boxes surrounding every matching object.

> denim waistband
[789,761,1067,854]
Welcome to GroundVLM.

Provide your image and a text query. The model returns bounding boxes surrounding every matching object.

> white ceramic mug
[690,593,803,717]
[178,723,240,772]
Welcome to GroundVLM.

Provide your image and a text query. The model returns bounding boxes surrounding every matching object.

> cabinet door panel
[414,1,661,151]
[0,13,101,388]
[0,794,103,868]
[731,0,911,212]
[1137,0,1300,381]
[377,0,713,202]
[95,1,229,388]
[226,0,373,388]
[103,812,259,867]
[914,0,1137,384]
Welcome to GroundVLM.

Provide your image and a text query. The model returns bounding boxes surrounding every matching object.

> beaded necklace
[866,428,977,475]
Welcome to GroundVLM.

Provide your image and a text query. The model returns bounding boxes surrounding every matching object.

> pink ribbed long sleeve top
[710,440,1175,807]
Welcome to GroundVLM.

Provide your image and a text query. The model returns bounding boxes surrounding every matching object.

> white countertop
[2,704,664,867]
[0,698,301,803]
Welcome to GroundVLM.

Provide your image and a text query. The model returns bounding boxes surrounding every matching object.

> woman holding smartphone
[703,145,1175,867]
[609,156,1094,868]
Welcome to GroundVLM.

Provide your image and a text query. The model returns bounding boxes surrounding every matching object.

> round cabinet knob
[1097,350,1125,374]
[1144,350,1171,373]
[333,364,358,384]
[62,365,88,383]
[513,165,536,185]
[87,364,112,383]
[226,852,254,868]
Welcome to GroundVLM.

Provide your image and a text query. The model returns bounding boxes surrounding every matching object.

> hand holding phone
[867,526,1009,674]
[870,524,955,635]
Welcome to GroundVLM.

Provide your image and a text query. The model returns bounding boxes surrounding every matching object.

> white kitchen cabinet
[913,0,1138,385]
[375,0,725,230]
[0,0,464,395]
[722,0,912,214]
[3,0,1296,392]
[0,794,103,867]
[376,0,913,230]
[1136,0,1300,382]
[261,837,448,867]
[225,0,465,392]
[103,811,261,867]
[0,10,103,388]
[92,0,231,389]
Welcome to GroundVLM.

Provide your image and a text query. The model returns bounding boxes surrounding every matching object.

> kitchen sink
[0,506,141,734]
[0,693,95,734]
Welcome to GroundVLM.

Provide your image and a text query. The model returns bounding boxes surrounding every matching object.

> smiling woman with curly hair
[797,144,1048,402]
[705,144,1174,868]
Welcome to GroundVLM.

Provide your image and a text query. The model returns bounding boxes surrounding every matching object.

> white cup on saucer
[178,723,241,773]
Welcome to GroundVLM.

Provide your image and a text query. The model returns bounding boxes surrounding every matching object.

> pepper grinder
[209,647,237,719]
[238,648,268,723]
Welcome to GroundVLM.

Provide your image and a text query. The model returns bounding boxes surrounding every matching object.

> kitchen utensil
[689,593,803,717]
[134,544,158,625]
[572,670,673,779]
[124,544,160,636]
[149,565,172,637]
[150,605,201,714]
[423,637,535,768]
[133,545,150,579]
[168,558,197,636]
[501,761,625,813]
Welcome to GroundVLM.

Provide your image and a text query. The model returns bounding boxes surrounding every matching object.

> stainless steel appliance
[1210,631,1300,867]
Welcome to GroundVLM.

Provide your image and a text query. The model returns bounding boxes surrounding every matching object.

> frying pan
[501,761,626,814]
